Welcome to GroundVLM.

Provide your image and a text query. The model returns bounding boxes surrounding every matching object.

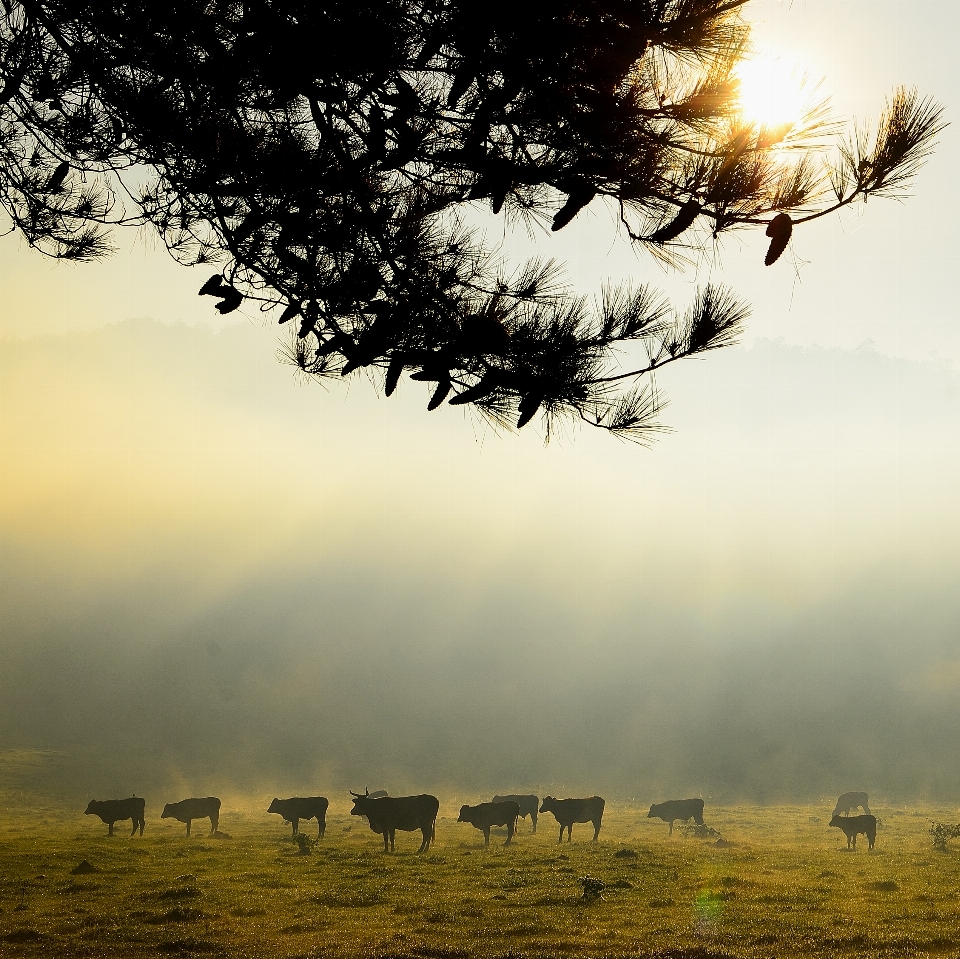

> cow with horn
[349,787,439,853]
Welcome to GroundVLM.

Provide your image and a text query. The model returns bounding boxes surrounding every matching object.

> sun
[733,55,807,132]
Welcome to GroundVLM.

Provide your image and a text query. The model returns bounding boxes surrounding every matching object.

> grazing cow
[830,813,876,850]
[349,789,439,853]
[458,801,521,847]
[493,794,539,833]
[539,796,605,842]
[647,798,705,836]
[267,797,328,838]
[833,792,871,817]
[84,796,145,837]
[161,797,221,836]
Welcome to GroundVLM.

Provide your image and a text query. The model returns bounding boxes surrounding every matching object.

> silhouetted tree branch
[0,1,944,439]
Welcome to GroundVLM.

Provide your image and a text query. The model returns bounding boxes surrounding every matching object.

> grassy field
[2,796,960,958]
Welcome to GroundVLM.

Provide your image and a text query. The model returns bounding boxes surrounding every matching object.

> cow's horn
[349,789,363,798]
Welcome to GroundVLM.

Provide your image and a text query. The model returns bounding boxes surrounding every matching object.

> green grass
[2,798,960,958]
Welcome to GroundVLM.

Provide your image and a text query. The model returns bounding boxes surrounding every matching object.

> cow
[458,801,521,847]
[830,813,877,850]
[84,796,145,837]
[349,789,439,853]
[833,792,871,817]
[539,796,605,842]
[267,797,328,838]
[647,798,705,836]
[161,797,221,836]
[492,794,539,832]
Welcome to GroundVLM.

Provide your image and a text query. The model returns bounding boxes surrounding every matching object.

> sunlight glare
[734,56,806,131]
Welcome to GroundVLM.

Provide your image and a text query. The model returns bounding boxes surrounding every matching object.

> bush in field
[929,822,960,851]
[293,833,316,855]
[681,822,721,840]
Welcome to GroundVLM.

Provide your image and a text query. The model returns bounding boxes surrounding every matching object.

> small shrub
[680,822,722,840]
[871,880,899,892]
[3,929,44,943]
[147,907,208,924]
[159,885,202,900]
[293,834,315,855]
[580,876,605,900]
[929,822,960,851]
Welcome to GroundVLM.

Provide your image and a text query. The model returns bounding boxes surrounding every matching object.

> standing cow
[84,796,146,836]
[492,794,539,832]
[539,796,605,842]
[458,801,521,847]
[833,792,871,817]
[161,797,221,836]
[349,789,439,853]
[830,813,877,850]
[267,797,328,838]
[647,798,705,836]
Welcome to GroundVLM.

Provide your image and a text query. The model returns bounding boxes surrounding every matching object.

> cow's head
[160,803,173,819]
[349,788,370,816]
[647,804,658,818]
[84,800,98,815]
[267,798,282,814]
[829,815,844,828]
[539,797,554,813]
[457,805,471,822]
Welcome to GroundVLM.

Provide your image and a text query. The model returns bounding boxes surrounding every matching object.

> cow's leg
[558,824,564,843]
[318,819,325,840]
[292,818,299,837]
[505,819,514,846]
[531,811,537,834]
[382,831,390,853]
[210,812,219,835]
[668,820,674,836]
[592,818,601,841]
[482,826,490,848]
[186,819,192,837]
[130,819,137,837]
[108,821,115,837]
[567,825,573,842]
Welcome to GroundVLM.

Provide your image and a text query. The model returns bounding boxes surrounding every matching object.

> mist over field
[3,320,960,806]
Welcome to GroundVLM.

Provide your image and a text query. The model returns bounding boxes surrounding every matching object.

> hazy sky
[1,1,959,807]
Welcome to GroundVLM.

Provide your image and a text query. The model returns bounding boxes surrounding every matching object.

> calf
[833,791,871,817]
[161,797,221,836]
[458,801,520,847]
[647,798,705,836]
[84,796,145,837]
[539,796,605,842]
[493,794,539,832]
[267,796,328,838]
[830,813,876,850]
